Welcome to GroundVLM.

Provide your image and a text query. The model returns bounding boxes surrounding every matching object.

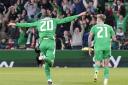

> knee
[104,61,109,67]
[95,61,101,66]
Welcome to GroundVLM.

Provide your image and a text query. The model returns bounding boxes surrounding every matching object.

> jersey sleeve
[56,15,79,24]
[16,21,38,28]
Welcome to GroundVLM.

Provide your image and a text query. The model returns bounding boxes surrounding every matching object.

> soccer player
[8,11,87,85]
[88,14,117,85]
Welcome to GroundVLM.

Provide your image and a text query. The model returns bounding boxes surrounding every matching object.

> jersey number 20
[40,20,53,31]
[97,27,108,38]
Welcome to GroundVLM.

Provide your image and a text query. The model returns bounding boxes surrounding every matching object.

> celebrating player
[8,11,87,85]
[88,14,117,85]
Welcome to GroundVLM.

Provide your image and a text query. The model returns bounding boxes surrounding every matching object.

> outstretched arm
[8,21,38,28]
[56,12,87,24]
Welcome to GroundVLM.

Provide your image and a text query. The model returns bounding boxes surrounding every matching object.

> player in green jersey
[8,11,86,85]
[88,14,117,85]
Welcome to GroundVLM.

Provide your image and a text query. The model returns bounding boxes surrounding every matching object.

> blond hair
[97,14,106,22]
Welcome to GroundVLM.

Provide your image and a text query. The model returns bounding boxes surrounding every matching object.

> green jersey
[16,15,79,41]
[90,24,115,50]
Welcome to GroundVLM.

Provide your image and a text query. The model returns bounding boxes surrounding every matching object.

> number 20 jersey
[16,15,78,40]
[90,24,115,50]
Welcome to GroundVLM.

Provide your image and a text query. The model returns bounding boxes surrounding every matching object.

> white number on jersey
[40,20,53,31]
[97,27,108,38]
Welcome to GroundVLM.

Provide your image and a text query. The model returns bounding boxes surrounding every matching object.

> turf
[0,68,127,85]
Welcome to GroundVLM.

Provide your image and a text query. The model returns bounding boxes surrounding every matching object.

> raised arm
[56,12,87,24]
[93,0,98,8]
[4,7,11,21]
[79,21,85,35]
[123,14,128,22]
[70,21,74,35]
[83,0,88,9]
[24,1,29,10]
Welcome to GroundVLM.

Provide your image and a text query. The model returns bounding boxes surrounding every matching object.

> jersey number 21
[97,27,108,38]
[40,20,53,31]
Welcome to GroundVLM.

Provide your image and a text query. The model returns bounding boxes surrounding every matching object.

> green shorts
[93,50,111,61]
[39,38,55,62]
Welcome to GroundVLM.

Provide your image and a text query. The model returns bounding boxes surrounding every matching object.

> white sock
[104,78,108,85]
[48,79,52,82]
[38,55,44,60]
[39,53,46,60]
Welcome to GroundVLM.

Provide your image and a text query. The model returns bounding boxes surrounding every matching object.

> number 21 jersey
[90,24,115,50]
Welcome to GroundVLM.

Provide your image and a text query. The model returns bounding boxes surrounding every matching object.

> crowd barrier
[0,50,128,67]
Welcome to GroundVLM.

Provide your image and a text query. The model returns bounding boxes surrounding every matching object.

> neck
[97,21,104,24]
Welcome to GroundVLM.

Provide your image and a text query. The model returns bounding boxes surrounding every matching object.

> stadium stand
[0,0,128,50]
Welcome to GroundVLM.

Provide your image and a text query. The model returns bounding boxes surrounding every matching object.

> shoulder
[91,24,98,29]
[104,24,113,28]
[90,25,97,32]
[104,24,112,27]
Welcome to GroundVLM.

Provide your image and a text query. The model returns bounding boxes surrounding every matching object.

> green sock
[44,63,52,81]
[44,57,53,67]
[104,66,109,79]
[94,65,100,73]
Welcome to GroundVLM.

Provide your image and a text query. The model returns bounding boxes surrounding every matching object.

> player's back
[37,17,57,40]
[91,24,115,50]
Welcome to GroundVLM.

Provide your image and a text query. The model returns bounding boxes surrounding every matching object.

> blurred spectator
[0,39,7,49]
[0,3,6,14]
[24,0,39,19]
[56,37,63,50]
[83,0,98,14]
[73,0,86,14]
[70,20,85,49]
[0,0,128,50]
[7,6,18,21]
[6,38,14,49]
[51,0,62,16]
[7,25,19,48]
[36,8,47,19]
[18,28,27,49]
[0,13,7,40]
[104,4,116,27]
[123,38,128,49]
[97,0,105,13]
[62,30,71,49]
[26,28,36,49]
[113,0,126,17]
[20,10,28,21]
[116,14,128,32]
[116,27,125,39]
[39,0,52,10]
[116,28,125,49]
[61,0,72,12]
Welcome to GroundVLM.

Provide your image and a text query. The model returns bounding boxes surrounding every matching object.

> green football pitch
[0,68,127,85]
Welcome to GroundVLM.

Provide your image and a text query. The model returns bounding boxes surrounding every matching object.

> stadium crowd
[0,0,128,50]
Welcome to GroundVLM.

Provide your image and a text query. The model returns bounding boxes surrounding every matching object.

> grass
[0,68,127,85]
